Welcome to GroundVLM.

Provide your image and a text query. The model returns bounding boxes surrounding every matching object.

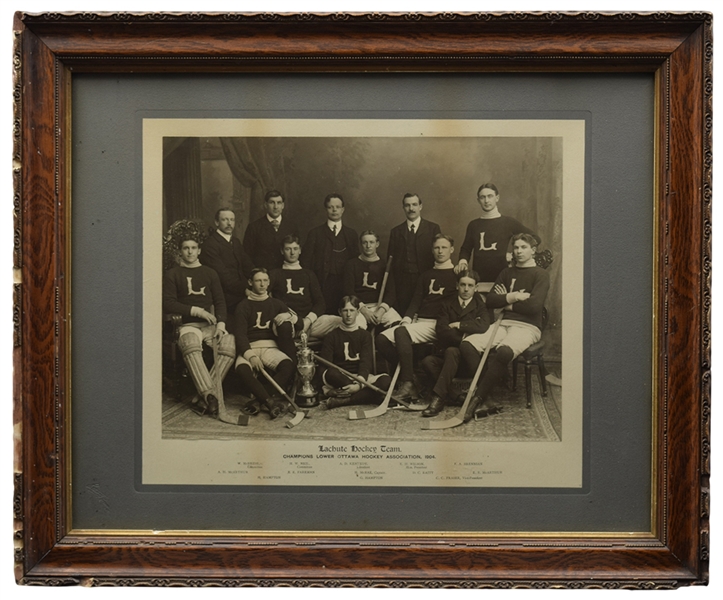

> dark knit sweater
[269,266,325,319]
[406,267,458,320]
[234,296,291,356]
[343,256,396,307]
[459,216,535,282]
[163,264,227,324]
[485,264,550,330]
[320,327,373,381]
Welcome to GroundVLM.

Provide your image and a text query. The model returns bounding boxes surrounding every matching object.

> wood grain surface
[13,11,711,588]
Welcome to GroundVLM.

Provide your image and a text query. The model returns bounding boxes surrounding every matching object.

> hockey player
[343,230,402,329]
[420,269,490,417]
[269,235,340,342]
[376,233,458,401]
[455,183,537,285]
[233,268,297,419]
[318,296,392,410]
[460,233,550,421]
[162,235,236,419]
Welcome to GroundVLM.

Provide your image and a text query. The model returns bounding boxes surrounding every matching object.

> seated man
[460,233,550,421]
[233,268,297,419]
[269,235,341,345]
[162,235,235,418]
[319,296,392,409]
[420,269,490,417]
[376,233,458,401]
[343,230,402,330]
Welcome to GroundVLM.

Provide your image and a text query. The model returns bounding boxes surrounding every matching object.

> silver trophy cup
[296,332,318,407]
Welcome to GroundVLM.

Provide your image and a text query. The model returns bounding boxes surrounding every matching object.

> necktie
[461,301,467,310]
[272,219,280,232]
[410,224,416,235]
[332,224,338,236]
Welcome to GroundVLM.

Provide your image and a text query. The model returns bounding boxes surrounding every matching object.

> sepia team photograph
[143,118,584,488]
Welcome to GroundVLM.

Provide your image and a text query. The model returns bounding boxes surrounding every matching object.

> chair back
[163,219,208,271]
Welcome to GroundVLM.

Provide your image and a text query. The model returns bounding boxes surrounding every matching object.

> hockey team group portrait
[143,118,584,488]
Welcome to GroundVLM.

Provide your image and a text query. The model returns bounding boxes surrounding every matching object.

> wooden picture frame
[13,11,711,588]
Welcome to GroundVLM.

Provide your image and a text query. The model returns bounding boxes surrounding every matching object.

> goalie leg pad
[179,332,213,396]
[209,333,236,382]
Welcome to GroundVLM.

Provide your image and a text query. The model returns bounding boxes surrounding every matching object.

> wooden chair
[454,249,555,409]
[511,307,548,408]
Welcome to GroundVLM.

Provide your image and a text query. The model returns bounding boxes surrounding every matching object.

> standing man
[243,190,299,271]
[456,183,537,286]
[387,193,441,316]
[163,235,236,419]
[460,233,550,422]
[376,233,458,401]
[303,193,359,316]
[201,207,255,314]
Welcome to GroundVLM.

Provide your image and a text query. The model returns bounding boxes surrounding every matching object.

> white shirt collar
[459,296,470,309]
[327,220,343,232]
[267,214,282,225]
[406,217,421,231]
[216,229,232,242]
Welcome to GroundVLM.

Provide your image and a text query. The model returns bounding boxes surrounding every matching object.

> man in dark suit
[419,269,490,417]
[386,193,441,315]
[243,190,299,271]
[303,193,359,315]
[200,207,255,314]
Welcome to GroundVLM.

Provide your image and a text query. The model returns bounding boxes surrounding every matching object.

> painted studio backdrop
[163,135,563,358]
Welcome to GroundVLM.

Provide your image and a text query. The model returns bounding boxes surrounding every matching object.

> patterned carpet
[162,369,561,443]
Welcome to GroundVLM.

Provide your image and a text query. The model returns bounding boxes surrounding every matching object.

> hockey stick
[371,255,393,374]
[422,311,503,430]
[313,353,424,412]
[211,334,249,426]
[258,366,307,428]
[347,364,401,420]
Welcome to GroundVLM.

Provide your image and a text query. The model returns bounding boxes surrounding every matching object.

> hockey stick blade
[422,415,464,430]
[347,364,401,420]
[285,411,305,428]
[219,408,250,427]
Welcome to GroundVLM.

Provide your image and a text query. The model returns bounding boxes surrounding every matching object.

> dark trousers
[421,347,465,400]
[459,342,514,404]
[235,359,295,403]
[275,321,297,367]
[394,272,419,316]
[375,328,417,383]
[322,273,345,315]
